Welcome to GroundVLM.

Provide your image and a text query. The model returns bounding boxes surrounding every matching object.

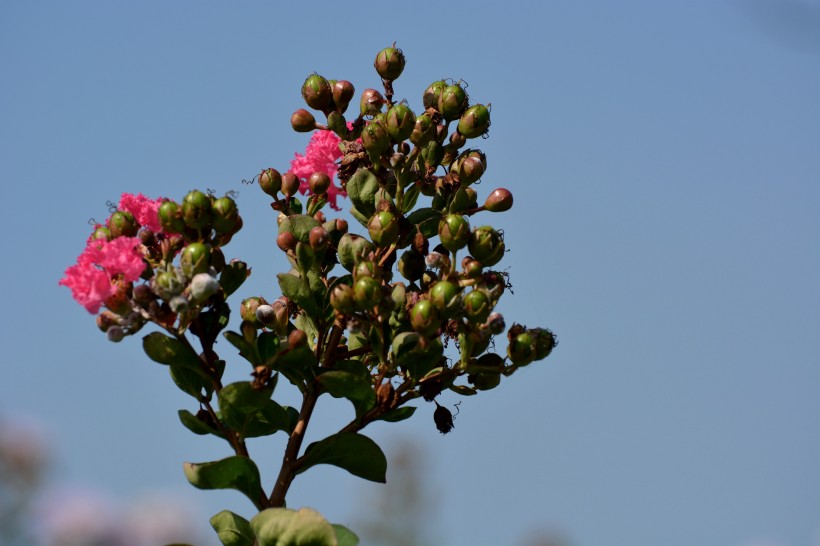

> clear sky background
[2,1,819,545]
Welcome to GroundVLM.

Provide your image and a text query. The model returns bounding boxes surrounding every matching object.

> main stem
[268,324,344,507]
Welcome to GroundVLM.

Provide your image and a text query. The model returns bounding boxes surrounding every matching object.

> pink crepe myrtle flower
[290,129,347,210]
[60,236,146,314]
[117,192,164,233]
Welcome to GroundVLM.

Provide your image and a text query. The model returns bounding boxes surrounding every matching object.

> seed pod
[423,80,448,110]
[259,168,282,197]
[438,214,471,252]
[410,299,440,337]
[308,172,331,195]
[291,109,316,132]
[438,83,469,122]
[376,381,397,408]
[301,74,333,110]
[368,210,399,247]
[457,103,490,138]
[398,249,425,282]
[433,402,454,434]
[180,242,211,278]
[374,46,406,80]
[530,327,557,360]
[468,226,505,267]
[470,370,501,390]
[429,280,461,319]
[484,188,513,212]
[385,103,416,142]
[332,80,355,114]
[281,172,301,198]
[508,331,535,366]
[182,190,212,230]
[360,88,386,117]
[463,289,491,324]
[212,196,239,234]
[327,111,348,137]
[354,276,382,309]
[330,283,356,314]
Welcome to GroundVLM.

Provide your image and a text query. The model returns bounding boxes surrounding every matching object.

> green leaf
[288,197,303,215]
[332,359,369,378]
[257,331,280,366]
[405,207,441,239]
[279,214,320,244]
[210,510,255,546]
[377,406,417,423]
[401,183,420,213]
[178,409,223,437]
[450,384,478,396]
[331,524,360,546]
[224,331,262,366]
[244,399,293,438]
[251,508,336,546]
[218,382,274,436]
[278,273,319,319]
[183,456,264,510]
[170,364,212,400]
[297,433,387,483]
[220,260,250,297]
[142,332,202,370]
[317,371,374,402]
[347,168,379,219]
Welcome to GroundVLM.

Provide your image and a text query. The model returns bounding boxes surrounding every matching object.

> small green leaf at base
[210,510,255,546]
[251,507,337,546]
[297,433,386,483]
[331,524,360,546]
[183,456,264,510]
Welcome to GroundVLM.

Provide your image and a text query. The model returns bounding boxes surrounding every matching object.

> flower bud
[190,272,219,302]
[308,172,331,195]
[90,225,111,241]
[484,188,513,212]
[107,326,125,343]
[281,172,301,198]
[452,149,486,185]
[309,226,330,251]
[374,46,406,80]
[398,249,425,282]
[457,103,490,138]
[461,256,483,278]
[277,232,297,253]
[409,113,436,146]
[530,328,557,360]
[259,168,282,197]
[291,109,316,132]
[240,296,268,324]
[468,226,505,267]
[353,259,380,282]
[438,83,469,121]
[212,196,239,234]
[438,214,471,252]
[508,331,535,366]
[423,80,448,110]
[330,283,356,314]
[462,289,491,323]
[327,111,348,137]
[180,242,211,278]
[270,298,290,335]
[332,80,355,114]
[151,269,184,300]
[182,190,212,230]
[288,328,308,348]
[353,276,382,309]
[367,210,399,247]
[360,88,386,117]
[385,103,416,142]
[429,280,461,319]
[362,120,391,159]
[301,74,333,110]
[337,233,375,272]
[109,211,139,238]
[487,312,506,335]
[410,300,441,338]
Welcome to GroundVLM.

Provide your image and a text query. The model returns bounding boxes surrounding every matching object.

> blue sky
[2,1,819,545]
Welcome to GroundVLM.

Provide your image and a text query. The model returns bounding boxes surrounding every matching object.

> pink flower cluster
[290,129,347,210]
[61,193,164,314]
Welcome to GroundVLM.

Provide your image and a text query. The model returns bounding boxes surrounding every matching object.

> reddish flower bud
[330,283,356,314]
[291,109,316,133]
[308,172,331,195]
[360,88,386,117]
[452,149,487,185]
[288,328,308,348]
[308,225,330,251]
[259,168,282,197]
[374,45,406,81]
[281,172,301,198]
[277,232,297,253]
[332,80,355,114]
[301,74,333,110]
[484,188,513,212]
[409,113,436,146]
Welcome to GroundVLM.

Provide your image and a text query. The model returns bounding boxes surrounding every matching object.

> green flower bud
[423,80,448,110]
[301,74,333,110]
[308,172,331,195]
[508,331,535,366]
[438,214,471,252]
[457,103,491,138]
[374,46,406,80]
[362,120,391,159]
[452,149,487,185]
[332,80,355,114]
[385,103,416,142]
[281,172,301,198]
[90,225,111,242]
[330,283,356,314]
[151,269,184,300]
[438,83,469,122]
[471,371,501,390]
[360,88,386,117]
[353,276,382,309]
[212,196,239,234]
[182,190,212,230]
[353,259,380,281]
[463,289,491,323]
[530,327,557,360]
[485,188,513,212]
[410,299,441,337]
[409,113,436,146]
[429,280,461,319]
[109,211,139,238]
[368,210,399,247]
[398,249,425,282]
[259,168,282,197]
[468,226,505,267]
[180,242,211,278]
[240,296,268,324]
[291,109,316,132]
[461,256,483,278]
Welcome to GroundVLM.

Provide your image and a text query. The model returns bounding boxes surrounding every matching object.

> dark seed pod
[530,327,557,360]
[398,249,425,282]
[376,381,397,408]
[288,328,308,348]
[508,331,535,366]
[433,402,454,434]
